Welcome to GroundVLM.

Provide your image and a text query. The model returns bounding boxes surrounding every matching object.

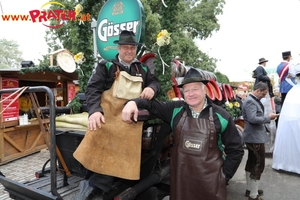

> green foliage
[139,0,225,72]
[19,65,63,74]
[181,0,225,40]
[0,39,23,69]
[145,0,179,124]
[67,96,82,114]
[215,71,230,83]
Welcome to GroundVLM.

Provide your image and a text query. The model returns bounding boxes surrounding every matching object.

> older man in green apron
[122,67,244,200]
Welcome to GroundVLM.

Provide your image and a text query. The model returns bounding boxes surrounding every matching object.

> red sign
[1,77,19,122]
[67,82,76,103]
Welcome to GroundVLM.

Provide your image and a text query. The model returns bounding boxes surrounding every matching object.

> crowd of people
[240,51,299,200]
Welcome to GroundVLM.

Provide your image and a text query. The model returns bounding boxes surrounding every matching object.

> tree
[215,71,229,83]
[138,0,225,71]
[0,38,23,69]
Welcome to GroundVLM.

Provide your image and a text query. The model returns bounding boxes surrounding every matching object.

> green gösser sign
[96,0,145,60]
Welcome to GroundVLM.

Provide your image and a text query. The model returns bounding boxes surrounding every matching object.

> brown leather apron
[73,79,143,180]
[170,107,226,200]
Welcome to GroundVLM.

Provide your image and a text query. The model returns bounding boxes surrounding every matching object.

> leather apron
[73,76,144,180]
[170,107,226,200]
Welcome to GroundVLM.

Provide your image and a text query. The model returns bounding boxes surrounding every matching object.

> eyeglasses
[120,45,137,51]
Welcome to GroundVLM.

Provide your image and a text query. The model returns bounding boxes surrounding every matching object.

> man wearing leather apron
[122,67,244,200]
[75,30,161,200]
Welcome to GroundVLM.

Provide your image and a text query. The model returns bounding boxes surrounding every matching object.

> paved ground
[0,149,50,200]
[1,149,300,200]
[227,152,300,200]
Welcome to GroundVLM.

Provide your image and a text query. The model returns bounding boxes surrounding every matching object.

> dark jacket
[254,66,274,97]
[132,97,244,183]
[86,55,160,116]
[254,65,270,85]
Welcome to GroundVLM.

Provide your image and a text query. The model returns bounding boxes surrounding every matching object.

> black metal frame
[0,86,60,199]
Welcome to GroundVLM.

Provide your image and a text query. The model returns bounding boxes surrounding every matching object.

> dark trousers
[245,143,265,180]
[87,171,114,193]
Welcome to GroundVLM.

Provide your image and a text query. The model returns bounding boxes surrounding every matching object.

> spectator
[242,82,279,200]
[253,57,274,97]
[276,51,295,105]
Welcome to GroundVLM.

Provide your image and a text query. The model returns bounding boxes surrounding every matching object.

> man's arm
[85,61,107,116]
[142,65,161,98]
[222,118,244,184]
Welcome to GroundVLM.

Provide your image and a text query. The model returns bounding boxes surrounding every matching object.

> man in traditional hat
[122,67,244,200]
[253,57,274,97]
[276,51,295,105]
[75,30,160,200]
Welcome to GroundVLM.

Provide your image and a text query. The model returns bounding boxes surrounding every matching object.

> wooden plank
[0,123,48,164]
[3,133,24,152]
[0,144,47,164]
[0,129,4,161]
[29,131,43,150]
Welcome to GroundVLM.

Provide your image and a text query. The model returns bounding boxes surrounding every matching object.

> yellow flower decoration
[234,101,240,107]
[156,30,171,47]
[75,4,83,17]
[155,30,171,75]
[224,100,241,118]
[74,52,85,64]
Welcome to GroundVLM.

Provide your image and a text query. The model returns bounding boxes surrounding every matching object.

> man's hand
[88,112,105,130]
[122,101,138,123]
[269,113,280,120]
[140,87,155,100]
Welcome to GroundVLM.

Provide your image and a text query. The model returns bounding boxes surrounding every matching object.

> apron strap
[177,111,187,135]
[208,107,215,148]
[115,65,120,79]
[134,64,140,74]
[115,64,140,77]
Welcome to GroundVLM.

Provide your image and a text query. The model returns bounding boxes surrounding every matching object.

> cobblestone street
[0,149,50,200]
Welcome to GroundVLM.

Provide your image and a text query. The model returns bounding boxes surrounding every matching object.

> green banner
[96,0,145,60]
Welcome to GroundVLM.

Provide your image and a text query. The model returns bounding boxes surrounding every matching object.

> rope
[0,86,29,115]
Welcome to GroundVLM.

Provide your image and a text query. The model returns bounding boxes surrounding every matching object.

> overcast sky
[197,0,300,81]
[1,0,300,82]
